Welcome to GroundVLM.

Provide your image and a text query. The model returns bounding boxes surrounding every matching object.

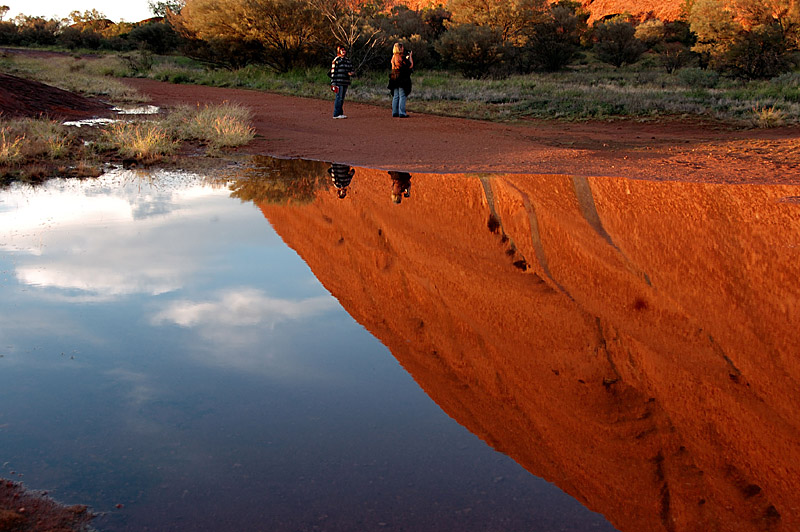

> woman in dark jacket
[388,43,413,118]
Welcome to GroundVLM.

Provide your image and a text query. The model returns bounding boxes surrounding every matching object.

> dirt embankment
[0,478,94,532]
[0,73,112,120]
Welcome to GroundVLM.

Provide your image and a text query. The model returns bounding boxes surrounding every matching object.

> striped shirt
[330,55,354,86]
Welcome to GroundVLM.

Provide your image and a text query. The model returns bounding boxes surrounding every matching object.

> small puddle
[63,117,116,127]
[63,105,160,127]
[112,105,160,115]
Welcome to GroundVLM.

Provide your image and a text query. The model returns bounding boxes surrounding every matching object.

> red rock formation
[581,0,685,21]
[250,165,800,532]
[399,0,685,21]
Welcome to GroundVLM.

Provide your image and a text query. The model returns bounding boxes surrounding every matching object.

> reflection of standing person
[329,163,355,199]
[389,171,412,203]
[329,46,355,119]
[387,43,413,118]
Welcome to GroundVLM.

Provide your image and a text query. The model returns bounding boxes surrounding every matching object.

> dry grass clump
[1,99,255,185]
[164,102,256,151]
[0,127,25,165]
[0,118,103,184]
[751,103,785,128]
[0,119,74,164]
[100,121,180,161]
[97,102,255,161]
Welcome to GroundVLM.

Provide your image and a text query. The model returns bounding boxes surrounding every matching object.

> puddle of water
[2,158,799,532]
[63,106,160,127]
[112,105,160,115]
[0,166,614,532]
[63,117,117,127]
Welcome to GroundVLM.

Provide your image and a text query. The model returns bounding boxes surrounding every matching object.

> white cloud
[0,171,268,300]
[152,288,337,328]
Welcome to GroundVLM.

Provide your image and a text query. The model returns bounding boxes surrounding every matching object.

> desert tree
[447,0,550,44]
[688,0,740,58]
[593,16,647,67]
[149,0,186,17]
[307,0,388,72]
[435,22,507,77]
[689,0,799,77]
[128,20,181,53]
[422,5,452,39]
[518,0,588,72]
[372,5,451,68]
[12,15,61,45]
[636,18,695,72]
[171,0,326,71]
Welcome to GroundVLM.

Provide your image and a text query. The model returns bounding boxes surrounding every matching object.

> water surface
[0,167,613,531]
[1,159,799,532]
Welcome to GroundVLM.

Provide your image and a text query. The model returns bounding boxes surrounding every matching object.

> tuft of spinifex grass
[100,121,180,161]
[98,102,256,161]
[0,119,75,164]
[0,127,25,165]
[163,102,255,152]
[751,103,785,128]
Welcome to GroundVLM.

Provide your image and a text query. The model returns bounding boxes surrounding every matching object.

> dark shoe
[392,113,399,117]
[398,114,409,118]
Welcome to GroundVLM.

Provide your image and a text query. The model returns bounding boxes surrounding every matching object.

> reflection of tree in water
[227,156,331,205]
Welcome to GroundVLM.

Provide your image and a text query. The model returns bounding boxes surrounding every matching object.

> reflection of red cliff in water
[253,166,800,532]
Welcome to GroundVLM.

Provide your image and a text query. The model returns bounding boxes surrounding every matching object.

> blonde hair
[391,43,405,69]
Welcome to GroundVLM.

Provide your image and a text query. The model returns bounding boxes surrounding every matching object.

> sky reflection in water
[0,168,614,532]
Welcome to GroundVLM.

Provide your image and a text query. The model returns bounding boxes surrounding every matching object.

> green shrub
[127,22,181,54]
[722,25,793,79]
[435,23,508,78]
[593,18,647,67]
[676,67,719,88]
[520,2,586,72]
[658,42,693,73]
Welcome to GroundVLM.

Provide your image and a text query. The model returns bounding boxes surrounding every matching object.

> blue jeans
[333,85,348,117]
[392,87,407,116]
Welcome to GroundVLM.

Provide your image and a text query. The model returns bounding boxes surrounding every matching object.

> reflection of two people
[389,171,411,204]
[328,163,355,199]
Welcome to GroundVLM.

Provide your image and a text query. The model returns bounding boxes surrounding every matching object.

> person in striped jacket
[329,46,355,119]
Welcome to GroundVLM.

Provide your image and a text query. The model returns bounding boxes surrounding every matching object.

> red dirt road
[125,78,800,185]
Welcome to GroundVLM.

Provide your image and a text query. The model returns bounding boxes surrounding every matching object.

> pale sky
[5,0,154,22]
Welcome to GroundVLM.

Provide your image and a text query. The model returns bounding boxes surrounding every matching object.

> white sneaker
[333,115,347,119]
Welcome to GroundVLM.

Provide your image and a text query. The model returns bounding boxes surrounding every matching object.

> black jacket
[387,57,413,95]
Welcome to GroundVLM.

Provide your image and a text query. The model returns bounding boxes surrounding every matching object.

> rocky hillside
[582,0,684,21]
[404,0,685,21]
